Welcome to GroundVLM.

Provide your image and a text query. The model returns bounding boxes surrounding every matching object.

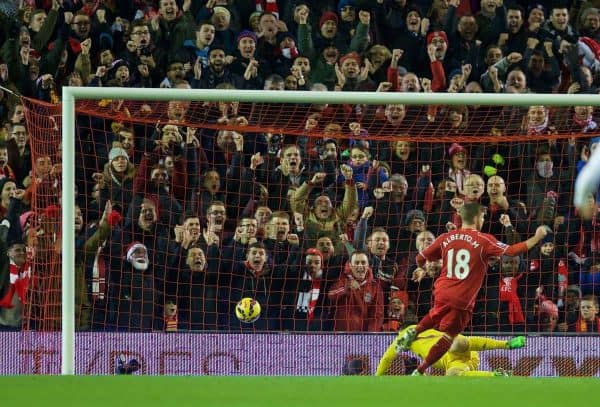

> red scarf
[0,260,31,308]
[307,278,321,322]
[499,274,525,324]
[165,312,178,332]
[255,0,279,18]
[572,112,597,132]
[296,270,322,322]
[48,37,82,54]
[527,115,549,135]
[92,246,106,301]
[575,317,600,333]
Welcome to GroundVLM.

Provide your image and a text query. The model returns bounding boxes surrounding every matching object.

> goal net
[5,89,600,375]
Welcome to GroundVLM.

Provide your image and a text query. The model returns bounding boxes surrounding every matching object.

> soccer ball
[235,297,261,323]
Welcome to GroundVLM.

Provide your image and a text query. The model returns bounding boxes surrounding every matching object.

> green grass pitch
[2,376,598,406]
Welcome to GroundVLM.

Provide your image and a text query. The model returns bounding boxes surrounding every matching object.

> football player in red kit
[397,202,548,375]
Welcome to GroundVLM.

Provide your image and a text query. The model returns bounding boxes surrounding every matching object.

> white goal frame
[61,87,600,374]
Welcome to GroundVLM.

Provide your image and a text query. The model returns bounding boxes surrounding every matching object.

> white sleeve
[574,147,600,207]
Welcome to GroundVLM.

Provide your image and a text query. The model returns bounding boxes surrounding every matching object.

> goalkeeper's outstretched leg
[375,325,526,376]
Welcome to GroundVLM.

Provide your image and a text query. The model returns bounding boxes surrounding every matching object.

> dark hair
[248,242,266,251]
[270,211,290,221]
[197,21,215,30]
[371,227,388,235]
[459,202,484,224]
[237,216,256,226]
[581,294,598,306]
[507,4,525,16]
[350,250,369,261]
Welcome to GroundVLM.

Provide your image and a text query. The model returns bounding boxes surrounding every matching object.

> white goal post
[60,87,600,374]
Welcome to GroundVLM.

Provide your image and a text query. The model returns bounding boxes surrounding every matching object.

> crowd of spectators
[0,0,600,334]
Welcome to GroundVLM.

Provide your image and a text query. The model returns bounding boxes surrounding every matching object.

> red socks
[415,313,435,335]
[417,335,453,374]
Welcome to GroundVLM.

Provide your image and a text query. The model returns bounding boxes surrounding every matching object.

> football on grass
[235,297,261,323]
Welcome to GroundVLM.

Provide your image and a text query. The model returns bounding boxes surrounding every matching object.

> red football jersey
[417,228,511,310]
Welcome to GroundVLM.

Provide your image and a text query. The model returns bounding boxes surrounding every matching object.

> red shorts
[427,302,472,336]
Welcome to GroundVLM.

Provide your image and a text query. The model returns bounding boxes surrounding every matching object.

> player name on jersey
[442,233,481,249]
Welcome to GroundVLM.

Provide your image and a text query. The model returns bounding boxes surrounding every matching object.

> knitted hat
[237,29,257,44]
[426,30,448,45]
[305,248,324,265]
[541,232,554,245]
[110,59,129,72]
[590,136,600,147]
[19,211,34,230]
[213,6,231,19]
[338,0,356,12]
[390,290,408,305]
[44,205,61,219]
[125,241,147,262]
[276,31,296,45]
[448,142,465,157]
[319,11,339,28]
[249,10,262,23]
[108,147,129,162]
[567,285,582,298]
[448,68,462,80]
[339,51,361,66]
[404,209,425,226]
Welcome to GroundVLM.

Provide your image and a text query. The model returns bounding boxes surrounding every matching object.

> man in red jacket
[328,251,383,331]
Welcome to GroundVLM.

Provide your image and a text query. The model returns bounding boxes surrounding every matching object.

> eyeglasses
[131,30,150,36]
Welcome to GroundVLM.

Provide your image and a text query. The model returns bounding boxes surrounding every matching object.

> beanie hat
[276,31,296,45]
[448,68,462,81]
[339,51,361,66]
[125,241,146,262]
[541,232,554,245]
[213,6,231,19]
[44,205,61,219]
[319,11,339,28]
[109,147,129,162]
[338,0,356,12]
[237,29,257,44]
[567,285,582,298]
[19,211,34,230]
[390,290,408,305]
[590,136,600,148]
[426,30,448,46]
[305,248,324,265]
[249,10,262,23]
[404,209,425,226]
[448,142,465,157]
[109,59,129,74]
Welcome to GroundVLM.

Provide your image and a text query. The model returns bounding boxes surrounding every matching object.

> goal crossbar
[60,87,600,374]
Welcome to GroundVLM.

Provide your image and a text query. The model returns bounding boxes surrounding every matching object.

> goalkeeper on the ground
[376,325,526,376]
